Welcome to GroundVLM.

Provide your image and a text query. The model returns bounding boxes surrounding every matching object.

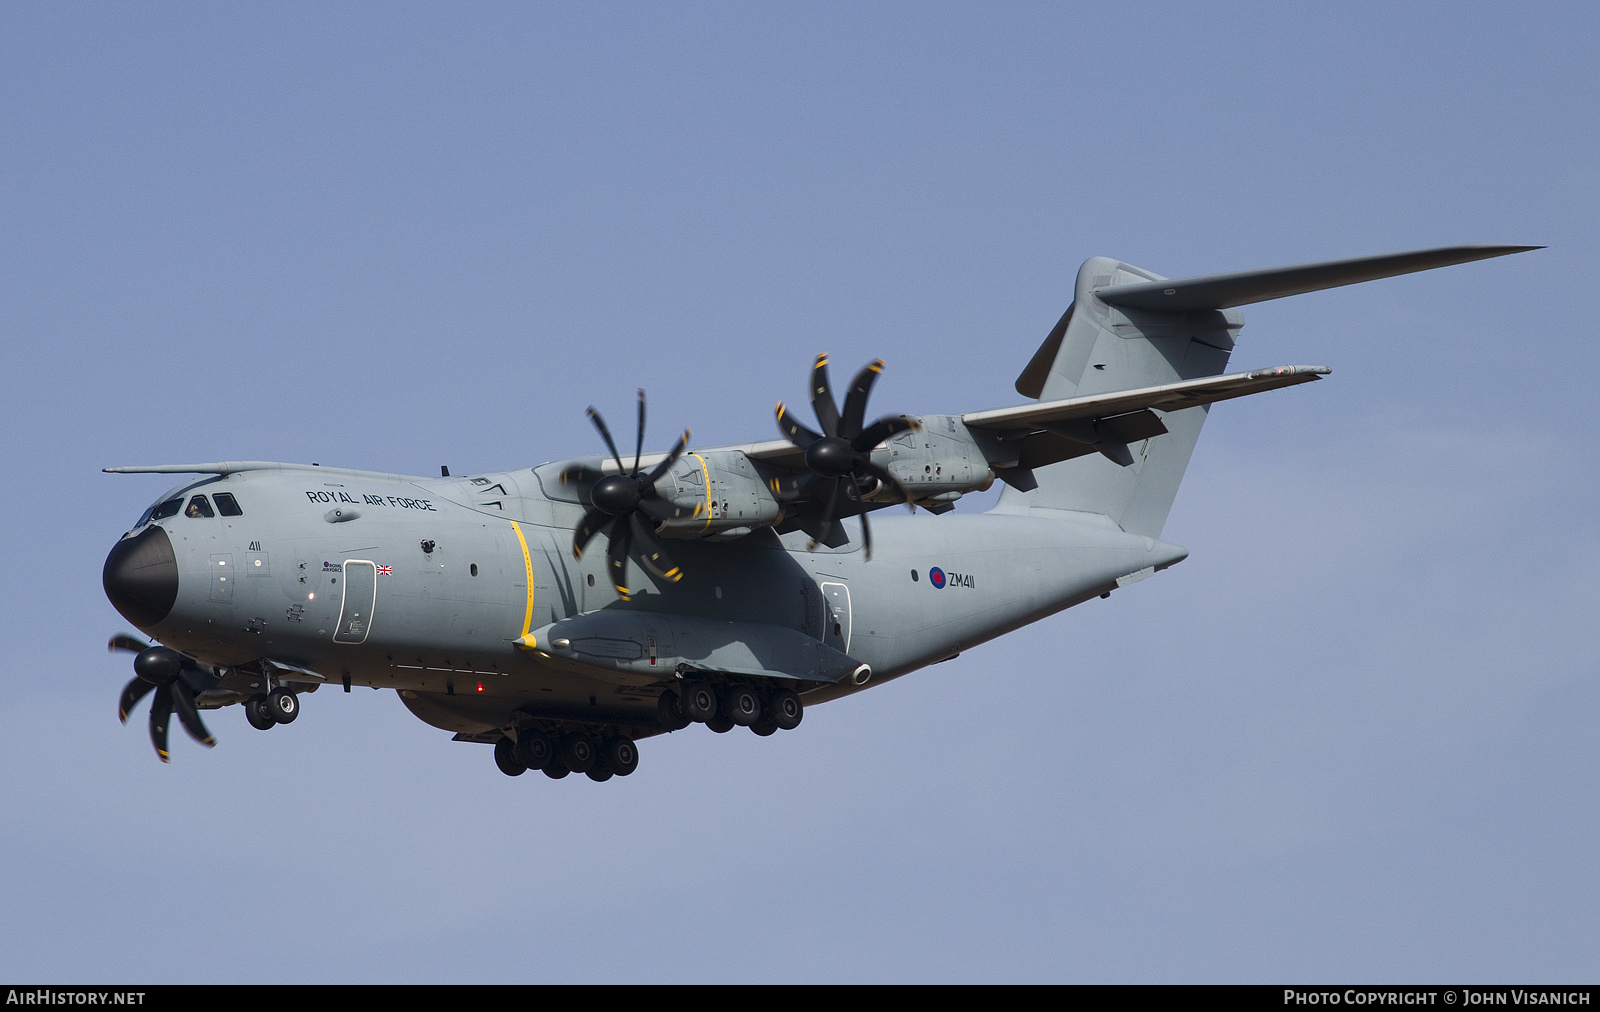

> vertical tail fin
[998,256,1240,538]
[998,245,1539,538]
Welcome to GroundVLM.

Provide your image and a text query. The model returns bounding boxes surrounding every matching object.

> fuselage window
[213,492,243,517]
[186,495,215,518]
[149,498,184,522]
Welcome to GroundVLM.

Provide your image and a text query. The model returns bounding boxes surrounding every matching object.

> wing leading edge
[964,364,1330,436]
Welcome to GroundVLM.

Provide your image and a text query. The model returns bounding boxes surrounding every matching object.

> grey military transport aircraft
[102,244,1536,780]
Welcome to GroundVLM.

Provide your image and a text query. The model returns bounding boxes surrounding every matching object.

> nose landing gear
[245,687,300,730]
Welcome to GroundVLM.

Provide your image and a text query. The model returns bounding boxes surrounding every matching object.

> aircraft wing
[678,366,1329,476]
[961,364,1330,436]
[546,365,1329,493]
[727,438,807,465]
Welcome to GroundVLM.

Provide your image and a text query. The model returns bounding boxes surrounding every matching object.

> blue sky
[3,2,1596,982]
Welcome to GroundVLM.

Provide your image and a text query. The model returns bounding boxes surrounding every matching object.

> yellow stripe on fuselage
[510,520,535,639]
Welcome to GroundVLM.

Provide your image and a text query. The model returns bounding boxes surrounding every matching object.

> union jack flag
[376,565,392,576]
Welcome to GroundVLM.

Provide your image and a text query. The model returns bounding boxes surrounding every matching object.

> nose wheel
[245,696,276,730]
[265,688,299,723]
[245,688,300,730]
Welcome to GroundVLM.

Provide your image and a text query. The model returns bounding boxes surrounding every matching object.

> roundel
[929,567,946,589]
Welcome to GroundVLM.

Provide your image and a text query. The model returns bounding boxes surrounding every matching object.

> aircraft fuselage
[104,463,1184,740]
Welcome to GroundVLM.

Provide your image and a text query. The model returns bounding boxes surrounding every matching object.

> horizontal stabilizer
[1096,244,1540,313]
[965,364,1330,436]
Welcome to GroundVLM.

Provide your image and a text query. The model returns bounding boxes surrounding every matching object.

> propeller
[110,634,215,762]
[774,354,920,558]
[560,390,701,601]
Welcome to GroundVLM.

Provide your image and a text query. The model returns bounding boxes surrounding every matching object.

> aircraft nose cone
[103,525,179,628]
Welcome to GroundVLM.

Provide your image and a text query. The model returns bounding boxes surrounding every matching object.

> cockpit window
[149,498,183,522]
[213,492,243,517]
[185,495,215,518]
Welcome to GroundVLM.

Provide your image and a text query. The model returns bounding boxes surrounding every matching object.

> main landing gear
[658,681,803,737]
[489,681,804,781]
[245,687,299,730]
[494,728,640,782]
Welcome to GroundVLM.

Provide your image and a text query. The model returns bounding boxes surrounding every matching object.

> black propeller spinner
[562,390,700,601]
[110,634,215,762]
[774,354,920,558]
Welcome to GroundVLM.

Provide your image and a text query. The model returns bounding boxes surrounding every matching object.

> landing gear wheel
[681,681,717,723]
[493,737,526,777]
[586,768,614,782]
[265,688,299,724]
[543,761,570,780]
[657,689,691,730]
[750,717,778,736]
[724,683,762,726]
[771,688,803,730]
[562,733,597,773]
[245,695,276,730]
[705,714,734,734]
[514,730,556,768]
[604,736,639,776]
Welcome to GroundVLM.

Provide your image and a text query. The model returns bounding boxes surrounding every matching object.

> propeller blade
[856,458,911,503]
[558,464,606,487]
[170,682,216,748]
[637,495,701,524]
[810,353,840,437]
[585,406,626,473]
[839,359,884,441]
[149,684,173,763]
[859,509,873,561]
[776,403,823,450]
[853,414,920,453]
[108,633,148,654]
[606,519,635,601]
[642,428,691,484]
[798,512,850,549]
[572,508,612,560]
[766,473,814,502]
[629,513,683,583]
[119,677,154,724]
[633,388,646,475]
[812,477,844,549]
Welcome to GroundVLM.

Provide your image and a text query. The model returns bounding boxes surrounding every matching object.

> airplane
[101,243,1537,779]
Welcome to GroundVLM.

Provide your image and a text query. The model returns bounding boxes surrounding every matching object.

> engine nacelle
[654,449,782,539]
[867,414,994,504]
